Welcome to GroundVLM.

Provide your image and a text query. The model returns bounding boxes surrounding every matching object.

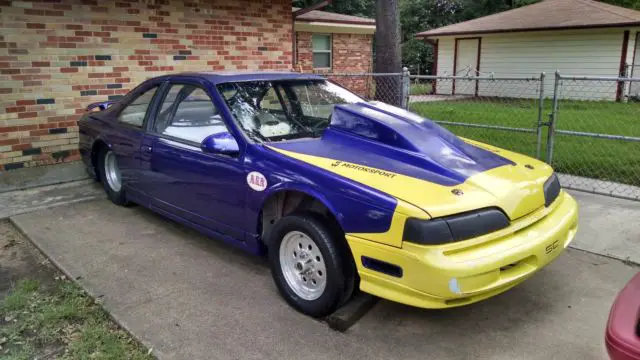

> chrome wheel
[279,231,327,301]
[103,151,122,192]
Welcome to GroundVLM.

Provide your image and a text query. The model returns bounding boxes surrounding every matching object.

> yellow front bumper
[346,191,579,308]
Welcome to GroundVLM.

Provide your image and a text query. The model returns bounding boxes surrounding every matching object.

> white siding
[435,38,454,94]
[455,38,479,95]
[434,28,640,100]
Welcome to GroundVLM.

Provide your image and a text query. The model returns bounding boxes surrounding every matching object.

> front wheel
[98,148,129,206]
[268,214,353,317]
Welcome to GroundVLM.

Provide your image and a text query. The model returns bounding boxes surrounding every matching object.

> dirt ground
[0,220,58,298]
[0,220,153,359]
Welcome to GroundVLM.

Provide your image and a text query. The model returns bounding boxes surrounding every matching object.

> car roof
[152,71,326,85]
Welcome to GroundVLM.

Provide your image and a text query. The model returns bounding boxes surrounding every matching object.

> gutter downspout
[292,0,332,71]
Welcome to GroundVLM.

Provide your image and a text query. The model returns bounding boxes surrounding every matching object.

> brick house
[0,0,374,171]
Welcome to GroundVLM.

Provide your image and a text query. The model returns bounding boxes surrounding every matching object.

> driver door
[143,81,247,240]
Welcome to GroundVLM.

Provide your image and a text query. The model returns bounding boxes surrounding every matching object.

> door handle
[141,145,153,153]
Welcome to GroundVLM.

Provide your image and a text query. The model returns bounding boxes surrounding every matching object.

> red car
[606,272,640,360]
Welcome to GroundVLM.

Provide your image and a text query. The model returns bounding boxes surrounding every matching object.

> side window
[159,85,183,113]
[117,87,158,128]
[154,84,229,144]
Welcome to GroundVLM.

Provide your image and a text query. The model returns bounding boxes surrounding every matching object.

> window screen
[312,34,331,69]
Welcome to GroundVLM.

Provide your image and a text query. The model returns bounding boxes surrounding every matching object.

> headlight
[543,173,561,207]
[403,208,510,245]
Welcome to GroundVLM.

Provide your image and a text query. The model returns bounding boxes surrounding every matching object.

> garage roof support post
[617,30,630,102]
[536,72,546,160]
[547,71,561,164]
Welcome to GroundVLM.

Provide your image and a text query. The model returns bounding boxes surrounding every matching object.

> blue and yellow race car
[79,72,578,317]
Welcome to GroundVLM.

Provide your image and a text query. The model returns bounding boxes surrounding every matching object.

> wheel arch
[257,184,344,249]
[90,138,111,181]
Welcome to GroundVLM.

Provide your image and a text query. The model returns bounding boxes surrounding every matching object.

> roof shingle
[293,7,375,25]
[416,0,640,37]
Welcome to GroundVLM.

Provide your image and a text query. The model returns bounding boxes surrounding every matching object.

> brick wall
[0,0,292,171]
[295,31,373,96]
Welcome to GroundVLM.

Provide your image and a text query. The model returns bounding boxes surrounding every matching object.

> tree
[600,0,640,9]
[292,0,375,17]
[294,0,640,78]
[375,0,403,106]
[402,39,431,74]
[400,0,460,73]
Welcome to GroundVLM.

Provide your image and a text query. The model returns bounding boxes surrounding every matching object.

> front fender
[246,145,403,247]
[260,181,343,226]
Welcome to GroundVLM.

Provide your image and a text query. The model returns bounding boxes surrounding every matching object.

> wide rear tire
[97,148,129,206]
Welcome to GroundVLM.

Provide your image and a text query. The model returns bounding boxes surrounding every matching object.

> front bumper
[346,191,579,308]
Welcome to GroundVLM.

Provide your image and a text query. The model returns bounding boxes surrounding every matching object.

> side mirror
[201,132,240,156]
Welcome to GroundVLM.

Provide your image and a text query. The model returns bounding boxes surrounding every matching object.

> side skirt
[149,204,261,255]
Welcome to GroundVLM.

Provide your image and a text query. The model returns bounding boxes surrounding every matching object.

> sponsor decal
[247,171,267,191]
[330,160,397,179]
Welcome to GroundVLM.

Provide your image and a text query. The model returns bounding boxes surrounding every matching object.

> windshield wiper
[268,129,323,142]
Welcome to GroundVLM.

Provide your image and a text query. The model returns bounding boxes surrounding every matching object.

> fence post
[401,67,410,109]
[536,72,545,160]
[547,71,561,164]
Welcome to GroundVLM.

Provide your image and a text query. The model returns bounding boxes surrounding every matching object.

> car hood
[267,102,553,220]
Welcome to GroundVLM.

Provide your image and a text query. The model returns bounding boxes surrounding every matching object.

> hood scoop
[326,102,514,182]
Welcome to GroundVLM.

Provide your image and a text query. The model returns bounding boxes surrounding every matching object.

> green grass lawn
[410,99,640,186]
[410,82,433,95]
[1,279,153,360]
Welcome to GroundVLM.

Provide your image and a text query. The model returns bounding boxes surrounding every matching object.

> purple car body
[79,72,512,256]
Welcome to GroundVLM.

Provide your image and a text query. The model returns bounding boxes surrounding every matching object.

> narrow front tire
[268,214,353,317]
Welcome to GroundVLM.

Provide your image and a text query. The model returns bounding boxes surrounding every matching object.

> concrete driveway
[10,197,638,360]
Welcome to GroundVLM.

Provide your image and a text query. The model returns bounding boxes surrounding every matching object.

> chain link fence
[549,74,640,200]
[324,72,409,108]
[407,75,545,160]
[322,70,640,201]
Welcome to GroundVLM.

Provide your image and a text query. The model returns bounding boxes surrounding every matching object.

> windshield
[217,79,363,142]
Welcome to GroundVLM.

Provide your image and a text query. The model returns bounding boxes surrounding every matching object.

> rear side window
[117,87,158,128]
[154,84,229,144]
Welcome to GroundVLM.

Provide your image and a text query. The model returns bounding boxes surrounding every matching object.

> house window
[312,34,331,69]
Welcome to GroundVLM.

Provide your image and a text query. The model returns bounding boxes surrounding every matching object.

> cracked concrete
[10,198,639,360]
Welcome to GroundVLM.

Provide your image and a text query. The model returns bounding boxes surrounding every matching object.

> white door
[629,33,640,98]
[454,38,479,95]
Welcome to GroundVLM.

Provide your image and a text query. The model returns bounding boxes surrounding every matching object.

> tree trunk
[375,0,402,106]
